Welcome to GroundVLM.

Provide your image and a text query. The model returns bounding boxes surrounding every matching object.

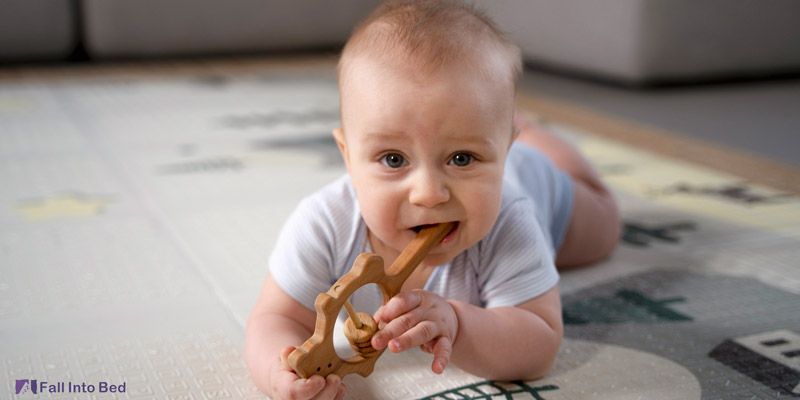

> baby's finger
[376,290,424,323]
[387,320,440,353]
[371,308,423,350]
[280,346,296,372]
[334,384,346,400]
[311,374,342,400]
[283,375,325,400]
[431,337,453,374]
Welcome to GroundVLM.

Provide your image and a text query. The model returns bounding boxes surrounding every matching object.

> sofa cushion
[82,0,382,58]
[476,0,800,84]
[0,0,76,61]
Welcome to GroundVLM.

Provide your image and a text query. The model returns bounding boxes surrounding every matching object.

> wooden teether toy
[287,222,456,379]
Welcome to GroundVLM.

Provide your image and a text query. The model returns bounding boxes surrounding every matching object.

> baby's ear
[332,128,350,170]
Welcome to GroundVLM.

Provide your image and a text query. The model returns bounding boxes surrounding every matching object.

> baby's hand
[270,346,346,400]
[371,290,458,374]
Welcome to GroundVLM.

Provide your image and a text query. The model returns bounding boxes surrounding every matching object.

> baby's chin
[419,251,460,268]
[419,238,472,267]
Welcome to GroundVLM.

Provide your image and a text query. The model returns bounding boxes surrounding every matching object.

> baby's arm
[514,113,620,268]
[372,286,562,381]
[245,274,345,400]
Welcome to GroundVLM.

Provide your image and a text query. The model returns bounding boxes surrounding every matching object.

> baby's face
[335,57,516,266]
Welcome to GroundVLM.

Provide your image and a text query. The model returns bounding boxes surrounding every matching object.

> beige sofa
[0,0,76,61]
[81,0,382,58]
[476,0,800,84]
[4,0,800,85]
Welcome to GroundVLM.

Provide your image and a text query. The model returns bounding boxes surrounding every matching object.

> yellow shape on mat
[575,132,800,239]
[17,193,113,222]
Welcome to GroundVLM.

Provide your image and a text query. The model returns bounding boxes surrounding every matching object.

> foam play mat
[2,59,799,399]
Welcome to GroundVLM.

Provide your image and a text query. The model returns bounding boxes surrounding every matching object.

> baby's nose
[409,173,450,208]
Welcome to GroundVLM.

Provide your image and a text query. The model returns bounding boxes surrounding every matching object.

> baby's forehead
[339,47,515,94]
[339,51,516,125]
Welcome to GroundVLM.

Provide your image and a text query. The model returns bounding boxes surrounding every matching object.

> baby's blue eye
[449,153,473,167]
[382,153,406,168]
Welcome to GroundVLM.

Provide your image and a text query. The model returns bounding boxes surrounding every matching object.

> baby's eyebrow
[363,129,496,149]
[440,132,495,147]
[364,131,407,140]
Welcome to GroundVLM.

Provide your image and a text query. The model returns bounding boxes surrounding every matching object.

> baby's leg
[514,112,620,268]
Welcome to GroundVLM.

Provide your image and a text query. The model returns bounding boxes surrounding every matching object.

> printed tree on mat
[419,381,558,400]
[663,182,790,205]
[621,221,695,247]
[563,289,692,325]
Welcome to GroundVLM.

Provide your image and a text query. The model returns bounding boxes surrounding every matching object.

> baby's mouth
[409,222,459,245]
[410,222,459,236]
[411,224,435,233]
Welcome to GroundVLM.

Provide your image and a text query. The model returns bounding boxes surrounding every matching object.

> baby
[246,1,620,399]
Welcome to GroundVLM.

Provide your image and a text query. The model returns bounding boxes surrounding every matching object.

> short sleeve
[477,198,560,308]
[268,196,337,311]
[504,143,574,254]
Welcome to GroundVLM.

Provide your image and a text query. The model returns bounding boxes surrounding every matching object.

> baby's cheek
[361,199,394,231]
[465,187,502,238]
[368,191,398,219]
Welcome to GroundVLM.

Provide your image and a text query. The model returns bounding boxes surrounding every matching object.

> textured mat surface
[1,63,799,399]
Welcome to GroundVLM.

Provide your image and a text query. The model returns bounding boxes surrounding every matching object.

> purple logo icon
[15,379,38,394]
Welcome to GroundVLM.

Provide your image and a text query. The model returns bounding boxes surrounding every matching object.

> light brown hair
[338,0,522,90]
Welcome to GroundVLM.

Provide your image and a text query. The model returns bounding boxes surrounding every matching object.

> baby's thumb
[280,346,296,372]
